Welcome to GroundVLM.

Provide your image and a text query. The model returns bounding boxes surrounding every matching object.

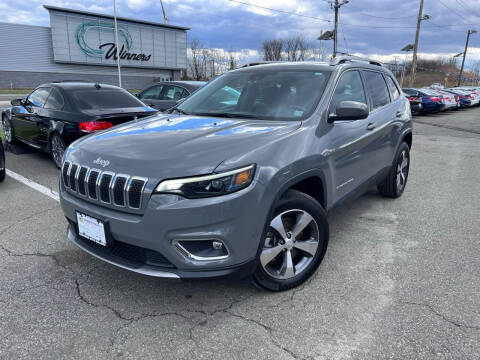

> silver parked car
[59,57,412,291]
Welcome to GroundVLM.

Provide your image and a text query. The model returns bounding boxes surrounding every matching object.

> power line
[436,0,470,21]
[225,0,480,32]
[350,13,414,20]
[227,0,332,22]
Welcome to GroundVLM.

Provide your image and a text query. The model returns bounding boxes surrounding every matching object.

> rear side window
[27,88,51,107]
[161,85,186,101]
[70,89,146,110]
[363,71,390,110]
[330,70,367,114]
[385,76,400,100]
[44,88,64,110]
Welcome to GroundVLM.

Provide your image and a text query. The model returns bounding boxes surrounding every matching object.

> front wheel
[2,115,17,144]
[253,190,329,291]
[378,142,410,198]
[0,141,5,182]
[50,133,66,169]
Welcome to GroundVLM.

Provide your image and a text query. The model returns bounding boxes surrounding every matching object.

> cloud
[0,0,479,69]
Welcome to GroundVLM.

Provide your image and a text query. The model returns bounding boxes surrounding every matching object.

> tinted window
[363,71,390,110]
[27,88,51,107]
[44,88,64,110]
[403,89,418,96]
[385,76,400,100]
[178,69,332,121]
[330,70,367,114]
[161,85,186,101]
[140,85,163,100]
[70,89,146,110]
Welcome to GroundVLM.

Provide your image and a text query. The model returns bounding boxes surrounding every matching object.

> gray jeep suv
[60,57,412,291]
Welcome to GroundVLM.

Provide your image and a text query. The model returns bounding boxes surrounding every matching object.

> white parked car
[431,89,458,109]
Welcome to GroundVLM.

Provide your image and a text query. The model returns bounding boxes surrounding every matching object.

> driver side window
[330,71,366,114]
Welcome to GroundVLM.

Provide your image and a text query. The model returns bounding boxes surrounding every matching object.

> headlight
[154,164,256,198]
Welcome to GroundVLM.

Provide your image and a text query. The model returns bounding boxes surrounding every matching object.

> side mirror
[328,101,369,122]
[10,98,24,106]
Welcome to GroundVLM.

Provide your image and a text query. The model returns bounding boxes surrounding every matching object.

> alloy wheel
[260,209,320,280]
[396,150,409,193]
[51,135,66,168]
[2,117,12,143]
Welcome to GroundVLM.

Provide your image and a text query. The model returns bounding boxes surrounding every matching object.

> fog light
[212,241,223,250]
[173,239,229,261]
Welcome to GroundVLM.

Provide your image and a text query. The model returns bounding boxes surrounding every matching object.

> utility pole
[409,0,430,87]
[332,0,349,58]
[458,29,477,86]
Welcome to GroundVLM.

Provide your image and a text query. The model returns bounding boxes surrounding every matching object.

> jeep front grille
[62,162,147,210]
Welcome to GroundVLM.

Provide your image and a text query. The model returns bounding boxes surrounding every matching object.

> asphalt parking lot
[1,108,480,359]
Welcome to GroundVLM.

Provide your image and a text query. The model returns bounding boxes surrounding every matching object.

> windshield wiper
[170,108,190,115]
[191,112,262,119]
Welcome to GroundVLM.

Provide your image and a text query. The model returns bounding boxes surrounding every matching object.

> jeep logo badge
[93,157,110,168]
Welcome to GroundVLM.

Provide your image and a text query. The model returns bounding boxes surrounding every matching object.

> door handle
[396,111,402,118]
[366,122,376,130]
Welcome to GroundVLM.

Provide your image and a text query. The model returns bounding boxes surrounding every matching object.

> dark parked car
[60,57,412,291]
[136,81,206,111]
[402,88,445,114]
[1,82,157,168]
[402,88,423,114]
[0,139,5,182]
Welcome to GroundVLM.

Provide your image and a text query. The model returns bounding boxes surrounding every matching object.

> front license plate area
[76,211,107,246]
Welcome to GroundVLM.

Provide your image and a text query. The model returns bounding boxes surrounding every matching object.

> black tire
[50,133,66,169]
[2,115,17,145]
[0,141,5,183]
[378,142,410,198]
[253,190,329,291]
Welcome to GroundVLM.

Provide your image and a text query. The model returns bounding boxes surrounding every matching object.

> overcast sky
[1,0,480,65]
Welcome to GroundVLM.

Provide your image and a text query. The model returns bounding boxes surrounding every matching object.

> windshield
[71,88,146,110]
[177,68,332,120]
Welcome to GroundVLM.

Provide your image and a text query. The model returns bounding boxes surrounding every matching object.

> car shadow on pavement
[61,186,387,320]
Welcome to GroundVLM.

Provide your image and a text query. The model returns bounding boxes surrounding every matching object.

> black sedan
[1,82,158,168]
[136,81,206,111]
[0,139,5,182]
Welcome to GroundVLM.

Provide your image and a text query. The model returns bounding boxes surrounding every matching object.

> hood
[66,114,301,179]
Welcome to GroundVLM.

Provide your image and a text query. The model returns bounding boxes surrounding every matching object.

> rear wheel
[378,142,410,198]
[50,133,66,169]
[253,190,329,291]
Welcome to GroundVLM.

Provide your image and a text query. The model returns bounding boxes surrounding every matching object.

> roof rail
[240,61,280,68]
[330,56,383,67]
[51,79,93,83]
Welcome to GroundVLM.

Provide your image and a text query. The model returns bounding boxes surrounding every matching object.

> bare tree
[285,36,308,61]
[187,39,243,80]
[188,39,206,80]
[262,39,284,61]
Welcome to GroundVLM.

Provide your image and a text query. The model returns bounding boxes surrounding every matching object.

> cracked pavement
[1,109,480,359]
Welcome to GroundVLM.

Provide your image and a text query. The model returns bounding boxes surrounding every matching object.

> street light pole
[458,29,477,86]
[113,0,122,88]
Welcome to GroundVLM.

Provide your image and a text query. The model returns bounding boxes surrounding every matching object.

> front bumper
[60,180,269,279]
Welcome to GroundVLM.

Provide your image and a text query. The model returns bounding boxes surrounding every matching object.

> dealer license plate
[76,212,107,246]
